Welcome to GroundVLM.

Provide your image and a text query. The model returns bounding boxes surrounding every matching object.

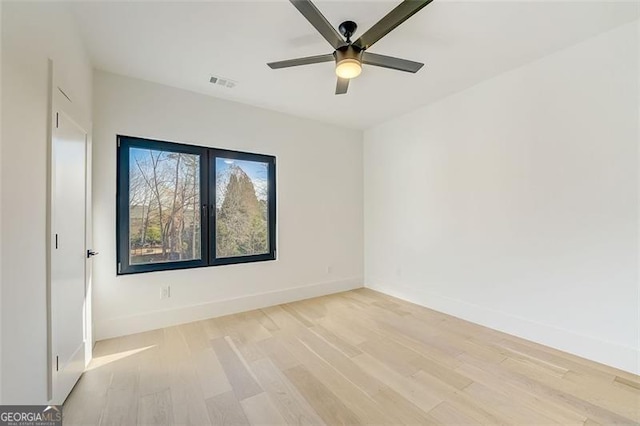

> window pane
[215,157,269,258]
[129,148,201,264]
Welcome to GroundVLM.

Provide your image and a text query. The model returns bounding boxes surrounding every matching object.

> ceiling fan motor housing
[334,45,363,64]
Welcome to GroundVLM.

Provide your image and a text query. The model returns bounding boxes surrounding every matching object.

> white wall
[0,0,4,405]
[1,2,92,404]
[364,21,639,374]
[92,71,363,340]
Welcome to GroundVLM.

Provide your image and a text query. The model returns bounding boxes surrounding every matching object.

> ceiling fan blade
[290,0,347,49]
[267,54,335,69]
[353,0,433,50]
[335,77,349,95]
[362,52,424,73]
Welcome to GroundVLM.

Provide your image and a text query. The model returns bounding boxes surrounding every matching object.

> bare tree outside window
[129,148,201,264]
[117,136,275,274]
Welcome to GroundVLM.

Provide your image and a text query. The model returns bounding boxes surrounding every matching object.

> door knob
[87,250,99,258]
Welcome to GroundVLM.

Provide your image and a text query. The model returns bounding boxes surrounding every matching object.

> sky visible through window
[216,158,268,206]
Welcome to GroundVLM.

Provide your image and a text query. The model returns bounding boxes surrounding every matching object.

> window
[117,136,276,274]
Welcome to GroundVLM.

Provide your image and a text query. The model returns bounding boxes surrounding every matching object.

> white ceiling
[70,1,639,129]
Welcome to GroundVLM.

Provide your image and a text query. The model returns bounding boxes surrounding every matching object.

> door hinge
[55,234,58,249]
[55,113,59,129]
[55,355,59,372]
[117,138,120,148]
[117,262,121,274]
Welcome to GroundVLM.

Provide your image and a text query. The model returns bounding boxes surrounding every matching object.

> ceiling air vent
[209,75,237,89]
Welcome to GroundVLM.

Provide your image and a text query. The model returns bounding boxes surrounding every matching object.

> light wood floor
[63,289,640,425]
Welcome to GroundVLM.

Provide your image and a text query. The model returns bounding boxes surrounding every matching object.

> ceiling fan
[267,0,433,95]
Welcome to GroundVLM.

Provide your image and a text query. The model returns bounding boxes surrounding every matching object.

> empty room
[1,0,639,424]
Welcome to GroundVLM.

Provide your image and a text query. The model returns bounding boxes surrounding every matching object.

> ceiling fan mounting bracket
[338,21,358,43]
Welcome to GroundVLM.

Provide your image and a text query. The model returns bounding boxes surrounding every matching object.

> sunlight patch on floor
[86,345,156,371]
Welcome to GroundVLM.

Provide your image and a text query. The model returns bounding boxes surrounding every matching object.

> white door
[50,110,88,404]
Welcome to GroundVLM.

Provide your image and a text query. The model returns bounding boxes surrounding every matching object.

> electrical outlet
[160,285,171,300]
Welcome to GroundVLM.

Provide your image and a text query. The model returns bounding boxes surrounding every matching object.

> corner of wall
[363,21,639,376]
[367,282,640,375]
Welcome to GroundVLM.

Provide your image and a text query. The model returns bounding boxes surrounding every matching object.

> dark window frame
[116,135,276,275]
[208,149,277,267]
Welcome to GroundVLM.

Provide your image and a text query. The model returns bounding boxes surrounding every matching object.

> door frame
[46,60,93,404]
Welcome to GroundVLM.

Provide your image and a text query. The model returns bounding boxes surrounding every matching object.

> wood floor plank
[497,337,629,382]
[454,360,586,425]
[98,333,142,426]
[248,357,325,426]
[201,317,225,340]
[309,324,362,358]
[283,365,362,425]
[563,370,640,413]
[290,299,327,322]
[205,391,251,426]
[247,309,281,333]
[99,380,139,426]
[283,333,395,424]
[499,345,569,378]
[138,345,170,397]
[191,347,233,399]
[138,388,173,426]
[317,316,367,346]
[427,401,482,425]
[408,371,510,425]
[64,289,640,425]
[180,320,210,353]
[371,300,412,316]
[240,392,288,426]
[226,329,268,364]
[168,358,213,426]
[409,355,473,390]
[211,336,263,401]
[257,336,301,371]
[352,352,443,412]
[281,304,315,327]
[370,386,439,425]
[295,329,385,396]
[459,351,637,425]
[62,367,112,426]
[261,305,307,332]
[463,381,559,424]
[614,375,640,391]
[358,337,421,376]
[161,326,213,425]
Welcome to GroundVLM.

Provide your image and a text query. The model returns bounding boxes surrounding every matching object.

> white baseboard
[367,282,640,375]
[95,277,363,340]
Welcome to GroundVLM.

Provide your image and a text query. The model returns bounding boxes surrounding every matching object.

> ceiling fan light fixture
[267,0,432,94]
[335,58,362,79]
